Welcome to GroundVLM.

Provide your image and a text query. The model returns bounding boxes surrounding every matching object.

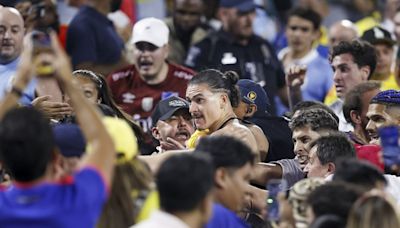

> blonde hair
[97,159,157,227]
[347,192,400,228]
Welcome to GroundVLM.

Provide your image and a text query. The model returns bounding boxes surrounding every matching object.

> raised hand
[286,65,306,88]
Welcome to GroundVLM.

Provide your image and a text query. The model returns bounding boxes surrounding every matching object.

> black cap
[151,96,190,127]
[219,0,256,13]
[361,26,396,47]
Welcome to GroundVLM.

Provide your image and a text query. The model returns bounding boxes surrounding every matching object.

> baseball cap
[220,0,256,13]
[151,96,190,127]
[85,117,138,162]
[53,124,86,158]
[237,79,270,113]
[361,26,396,47]
[103,117,138,162]
[131,17,169,47]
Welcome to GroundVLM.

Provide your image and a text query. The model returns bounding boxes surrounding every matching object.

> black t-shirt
[185,30,286,115]
[248,115,295,162]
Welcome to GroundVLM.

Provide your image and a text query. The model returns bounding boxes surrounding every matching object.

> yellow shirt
[380,73,400,91]
[324,85,337,106]
[186,129,210,149]
[355,11,381,35]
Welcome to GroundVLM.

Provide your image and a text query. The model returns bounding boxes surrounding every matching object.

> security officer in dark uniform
[236,79,295,162]
[185,0,288,115]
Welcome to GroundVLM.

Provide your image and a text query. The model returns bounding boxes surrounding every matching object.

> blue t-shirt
[275,50,333,115]
[66,6,124,69]
[0,58,36,105]
[0,168,107,228]
[206,203,250,228]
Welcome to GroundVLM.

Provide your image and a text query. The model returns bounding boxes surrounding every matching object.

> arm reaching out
[49,32,115,186]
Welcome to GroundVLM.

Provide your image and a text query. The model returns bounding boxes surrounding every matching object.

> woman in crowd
[71,69,144,145]
[96,118,158,228]
[346,192,400,228]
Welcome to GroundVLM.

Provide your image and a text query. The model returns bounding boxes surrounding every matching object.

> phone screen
[266,179,287,222]
[32,30,51,55]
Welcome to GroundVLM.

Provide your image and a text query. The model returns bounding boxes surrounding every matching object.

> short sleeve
[274,159,305,189]
[73,168,107,209]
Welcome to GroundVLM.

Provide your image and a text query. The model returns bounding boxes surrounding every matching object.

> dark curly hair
[330,40,377,79]
[289,108,338,132]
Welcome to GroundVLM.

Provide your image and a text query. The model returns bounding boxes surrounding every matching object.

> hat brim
[156,107,190,125]
[371,39,396,47]
[242,96,255,104]
[131,37,164,48]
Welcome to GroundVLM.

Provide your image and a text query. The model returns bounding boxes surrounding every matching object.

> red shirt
[107,63,194,132]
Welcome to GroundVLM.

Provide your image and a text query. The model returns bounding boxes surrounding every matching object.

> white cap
[131,17,169,47]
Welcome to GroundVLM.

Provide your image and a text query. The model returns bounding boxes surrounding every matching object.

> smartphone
[31,30,54,77]
[378,125,400,167]
[266,179,287,222]
[32,30,51,55]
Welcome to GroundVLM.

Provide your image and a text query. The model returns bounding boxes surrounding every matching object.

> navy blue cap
[220,0,256,12]
[53,124,86,158]
[237,79,270,113]
[371,90,400,105]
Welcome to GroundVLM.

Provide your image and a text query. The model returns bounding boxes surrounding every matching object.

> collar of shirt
[145,210,190,228]
[0,57,20,73]
[278,47,318,65]
[216,29,256,46]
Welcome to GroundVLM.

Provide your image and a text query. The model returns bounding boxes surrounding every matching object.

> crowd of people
[2,0,400,227]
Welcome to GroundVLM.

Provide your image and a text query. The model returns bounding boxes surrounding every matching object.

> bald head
[329,20,358,48]
[0,7,25,64]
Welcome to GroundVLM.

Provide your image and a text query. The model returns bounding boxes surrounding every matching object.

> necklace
[217,117,237,131]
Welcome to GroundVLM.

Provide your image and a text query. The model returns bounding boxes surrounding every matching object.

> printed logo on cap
[169,100,186,107]
[373,27,384,39]
[247,91,257,102]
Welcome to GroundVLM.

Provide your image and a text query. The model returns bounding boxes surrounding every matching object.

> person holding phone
[29,29,73,121]
[0,32,117,227]
[0,7,72,120]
